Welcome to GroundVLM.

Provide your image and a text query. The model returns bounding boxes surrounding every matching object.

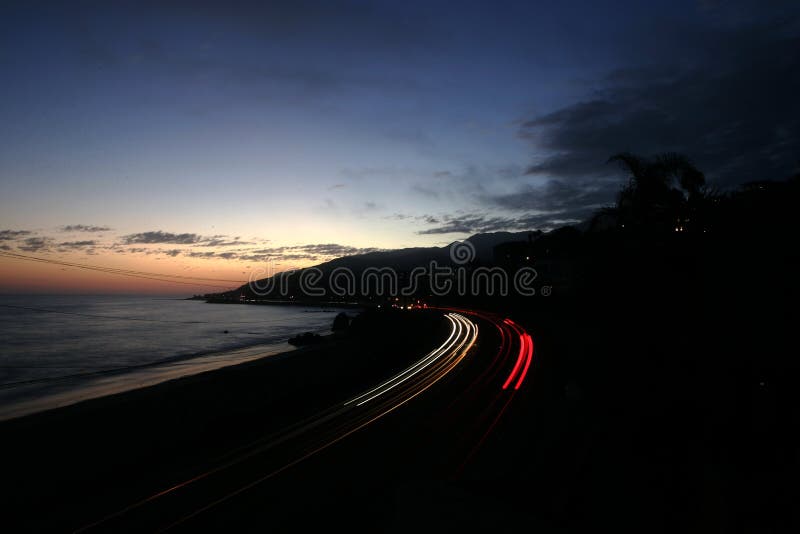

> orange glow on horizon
[0,251,313,295]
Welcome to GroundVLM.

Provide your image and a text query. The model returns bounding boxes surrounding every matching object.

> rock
[332,312,350,331]
[288,332,322,346]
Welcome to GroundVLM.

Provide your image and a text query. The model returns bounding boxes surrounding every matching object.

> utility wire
[0,250,246,289]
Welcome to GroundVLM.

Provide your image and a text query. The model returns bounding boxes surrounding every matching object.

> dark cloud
[199,238,254,247]
[0,230,32,241]
[121,231,203,245]
[61,225,111,232]
[117,233,260,248]
[18,237,52,252]
[57,240,97,248]
[488,179,616,217]
[0,245,11,251]
[248,243,380,260]
[181,243,381,263]
[293,244,380,257]
[519,16,800,188]
[417,210,581,235]
[117,247,185,257]
[186,251,216,258]
[418,214,523,235]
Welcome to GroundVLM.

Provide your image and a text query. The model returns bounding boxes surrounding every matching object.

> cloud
[519,16,800,188]
[0,230,32,241]
[328,183,347,190]
[180,242,381,263]
[120,234,260,248]
[487,179,615,222]
[57,240,97,249]
[407,164,527,205]
[247,243,381,261]
[417,211,579,235]
[199,238,255,247]
[61,225,111,232]
[417,214,521,235]
[0,245,11,251]
[121,231,204,245]
[296,243,379,256]
[186,251,216,258]
[18,237,52,252]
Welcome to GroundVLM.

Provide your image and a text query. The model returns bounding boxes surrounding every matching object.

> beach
[0,295,354,421]
[1,309,449,532]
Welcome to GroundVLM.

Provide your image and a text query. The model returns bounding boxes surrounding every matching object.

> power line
[0,250,246,289]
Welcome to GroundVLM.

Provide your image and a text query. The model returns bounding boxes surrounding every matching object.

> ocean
[0,295,353,421]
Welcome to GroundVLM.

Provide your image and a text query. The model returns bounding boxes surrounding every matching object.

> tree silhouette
[608,152,707,232]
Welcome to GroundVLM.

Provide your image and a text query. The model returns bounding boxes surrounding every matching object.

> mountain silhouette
[218,231,541,300]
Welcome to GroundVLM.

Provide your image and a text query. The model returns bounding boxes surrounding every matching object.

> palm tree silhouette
[608,152,706,232]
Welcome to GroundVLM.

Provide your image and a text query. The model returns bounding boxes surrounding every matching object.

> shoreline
[0,337,300,422]
[1,310,449,531]
[0,297,361,422]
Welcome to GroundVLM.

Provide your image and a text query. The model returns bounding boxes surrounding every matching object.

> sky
[1,0,798,293]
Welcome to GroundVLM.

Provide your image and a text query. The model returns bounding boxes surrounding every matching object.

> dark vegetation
[485,154,800,532]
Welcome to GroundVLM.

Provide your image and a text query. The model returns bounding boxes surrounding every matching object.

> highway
[69,308,533,532]
[75,311,500,532]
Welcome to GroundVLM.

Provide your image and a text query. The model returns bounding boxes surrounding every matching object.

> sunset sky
[1,0,798,293]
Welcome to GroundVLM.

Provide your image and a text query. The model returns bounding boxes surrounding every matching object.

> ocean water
[0,295,353,420]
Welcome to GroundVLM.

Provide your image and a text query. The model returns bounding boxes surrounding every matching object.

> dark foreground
[2,291,797,533]
[1,311,453,532]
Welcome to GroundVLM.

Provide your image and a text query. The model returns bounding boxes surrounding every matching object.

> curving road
[427,307,535,473]
[76,312,484,532]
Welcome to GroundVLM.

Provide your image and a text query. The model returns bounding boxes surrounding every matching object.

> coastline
[1,310,449,531]
[0,339,298,422]
[0,296,360,422]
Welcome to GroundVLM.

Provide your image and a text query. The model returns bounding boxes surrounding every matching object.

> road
[74,309,534,532]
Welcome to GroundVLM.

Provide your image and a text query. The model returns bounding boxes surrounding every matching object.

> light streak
[352,314,471,406]
[345,313,460,406]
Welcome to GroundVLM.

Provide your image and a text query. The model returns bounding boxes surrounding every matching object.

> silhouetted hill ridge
[224,230,541,297]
